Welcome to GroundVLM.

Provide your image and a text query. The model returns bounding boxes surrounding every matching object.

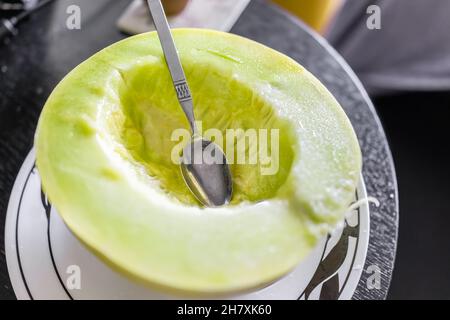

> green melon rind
[35,29,361,294]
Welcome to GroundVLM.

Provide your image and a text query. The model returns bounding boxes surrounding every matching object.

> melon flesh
[35,29,361,294]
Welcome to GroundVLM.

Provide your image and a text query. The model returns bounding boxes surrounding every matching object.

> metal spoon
[147,0,232,207]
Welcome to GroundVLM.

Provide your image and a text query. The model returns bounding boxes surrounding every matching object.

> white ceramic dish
[5,149,369,300]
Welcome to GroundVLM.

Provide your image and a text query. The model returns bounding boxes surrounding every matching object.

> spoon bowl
[181,137,233,207]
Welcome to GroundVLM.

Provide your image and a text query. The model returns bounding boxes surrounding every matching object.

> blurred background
[1,0,449,299]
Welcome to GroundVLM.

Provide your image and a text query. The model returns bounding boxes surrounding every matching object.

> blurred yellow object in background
[272,0,343,33]
[161,0,190,16]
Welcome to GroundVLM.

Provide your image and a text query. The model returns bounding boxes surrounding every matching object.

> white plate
[5,149,369,300]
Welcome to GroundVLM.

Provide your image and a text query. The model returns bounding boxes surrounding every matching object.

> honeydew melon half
[35,29,362,295]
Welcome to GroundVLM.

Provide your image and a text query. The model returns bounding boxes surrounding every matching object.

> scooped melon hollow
[35,29,362,295]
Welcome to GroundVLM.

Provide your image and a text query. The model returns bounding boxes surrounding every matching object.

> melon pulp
[35,29,362,294]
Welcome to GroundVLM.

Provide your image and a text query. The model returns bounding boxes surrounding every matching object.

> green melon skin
[35,29,362,295]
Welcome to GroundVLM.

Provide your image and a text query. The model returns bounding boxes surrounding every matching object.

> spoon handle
[147,0,197,134]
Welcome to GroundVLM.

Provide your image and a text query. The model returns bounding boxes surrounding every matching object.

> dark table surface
[374,92,450,300]
[0,0,398,300]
